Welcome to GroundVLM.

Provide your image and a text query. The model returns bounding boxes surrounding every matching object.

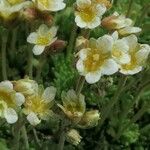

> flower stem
[131,104,148,123]
[57,121,66,150]
[35,55,46,82]
[76,76,85,95]
[21,125,29,150]
[126,0,133,17]
[27,45,33,79]
[1,31,8,80]
[99,76,127,127]
[33,128,41,148]
[12,118,23,150]
[66,23,78,59]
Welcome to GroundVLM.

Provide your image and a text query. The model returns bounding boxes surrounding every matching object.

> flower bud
[58,90,86,123]
[13,78,38,97]
[76,36,88,51]
[101,15,119,30]
[21,8,38,21]
[78,110,100,129]
[66,129,82,146]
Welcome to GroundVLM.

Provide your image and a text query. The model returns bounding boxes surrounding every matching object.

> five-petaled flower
[0,0,32,20]
[76,35,118,84]
[27,24,58,55]
[0,81,25,124]
[75,0,106,29]
[23,86,56,126]
[32,0,66,12]
[119,35,150,74]
[58,89,86,123]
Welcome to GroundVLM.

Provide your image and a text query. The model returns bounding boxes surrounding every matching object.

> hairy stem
[126,0,133,17]
[99,76,127,127]
[21,125,29,150]
[57,121,66,150]
[76,76,85,95]
[66,23,78,59]
[1,31,8,80]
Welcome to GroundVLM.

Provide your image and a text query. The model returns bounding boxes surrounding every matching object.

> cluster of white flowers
[0,78,56,126]
[0,81,25,124]
[76,31,150,84]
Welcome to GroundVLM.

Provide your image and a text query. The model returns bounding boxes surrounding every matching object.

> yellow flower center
[112,49,122,58]
[38,0,50,8]
[78,5,96,22]
[7,0,23,5]
[84,49,109,72]
[37,36,50,45]
[24,96,49,116]
[66,101,83,115]
[121,52,137,70]
[0,89,15,107]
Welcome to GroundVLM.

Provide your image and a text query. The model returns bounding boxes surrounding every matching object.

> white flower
[0,81,25,124]
[13,77,38,97]
[23,86,56,126]
[111,31,131,64]
[102,12,142,36]
[58,90,86,123]
[27,24,58,55]
[119,35,150,75]
[76,35,118,84]
[0,0,32,19]
[32,0,66,12]
[75,0,106,29]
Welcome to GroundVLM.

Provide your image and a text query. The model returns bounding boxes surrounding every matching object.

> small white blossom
[119,35,150,74]
[0,81,25,124]
[76,35,118,84]
[27,24,58,55]
[0,0,32,20]
[23,86,56,126]
[75,0,106,29]
[32,0,66,12]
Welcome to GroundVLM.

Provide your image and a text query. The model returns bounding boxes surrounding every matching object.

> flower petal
[0,81,13,90]
[123,34,138,51]
[119,53,131,64]
[49,26,58,38]
[27,32,38,44]
[136,44,150,64]
[42,86,57,102]
[15,92,25,106]
[111,31,119,41]
[87,17,101,29]
[120,66,143,75]
[32,45,45,55]
[75,15,87,28]
[119,27,142,36]
[4,108,18,124]
[85,71,101,84]
[97,35,114,53]
[27,112,41,126]
[78,48,88,60]
[76,59,85,74]
[96,4,106,16]
[102,59,118,75]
